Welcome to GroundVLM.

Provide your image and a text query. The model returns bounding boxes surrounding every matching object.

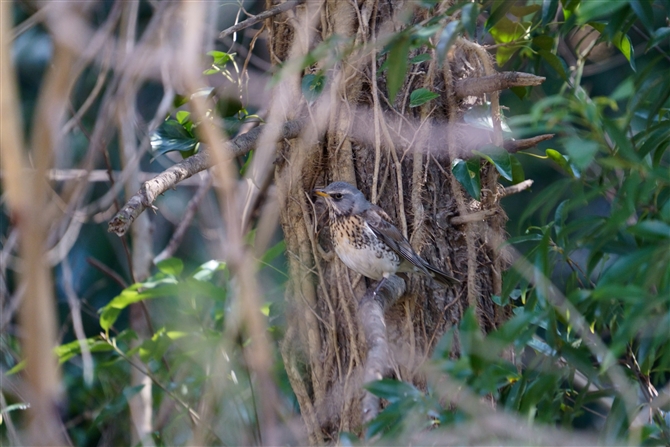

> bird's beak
[313,189,329,198]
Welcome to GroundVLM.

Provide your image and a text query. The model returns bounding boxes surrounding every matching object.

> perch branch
[504,134,555,153]
[360,275,406,423]
[453,72,546,99]
[108,120,303,237]
[218,0,304,39]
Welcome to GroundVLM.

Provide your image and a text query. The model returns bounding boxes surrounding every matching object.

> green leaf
[463,104,512,133]
[364,379,422,403]
[150,119,198,158]
[191,260,227,281]
[474,145,513,181]
[93,385,146,427]
[613,32,636,71]
[452,158,481,200]
[577,1,628,24]
[509,4,541,17]
[541,0,559,26]
[260,240,286,265]
[301,73,326,101]
[207,50,233,66]
[603,119,638,161]
[563,137,599,170]
[410,53,432,64]
[629,0,655,34]
[386,34,410,103]
[460,2,478,38]
[532,34,554,51]
[409,88,440,107]
[6,359,26,375]
[156,258,183,276]
[538,50,570,83]
[628,220,670,239]
[646,27,670,52]
[99,279,180,332]
[437,21,462,65]
[486,0,515,31]
[489,17,529,65]
[175,110,190,125]
[545,149,575,177]
[510,154,525,184]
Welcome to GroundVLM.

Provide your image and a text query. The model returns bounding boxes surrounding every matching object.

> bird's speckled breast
[330,214,400,280]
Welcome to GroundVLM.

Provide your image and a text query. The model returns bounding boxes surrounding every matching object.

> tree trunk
[269,1,513,442]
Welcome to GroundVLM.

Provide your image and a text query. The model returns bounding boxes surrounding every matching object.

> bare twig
[86,257,128,289]
[453,72,546,99]
[108,120,303,237]
[218,0,305,40]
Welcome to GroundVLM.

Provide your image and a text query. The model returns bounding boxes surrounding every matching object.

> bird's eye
[332,193,343,200]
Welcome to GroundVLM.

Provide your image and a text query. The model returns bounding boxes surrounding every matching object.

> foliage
[361,0,670,445]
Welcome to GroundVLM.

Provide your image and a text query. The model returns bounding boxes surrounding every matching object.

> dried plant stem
[0,3,72,443]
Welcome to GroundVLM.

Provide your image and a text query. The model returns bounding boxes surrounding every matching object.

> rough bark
[267,0,537,441]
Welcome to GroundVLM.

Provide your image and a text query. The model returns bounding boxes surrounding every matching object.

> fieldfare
[314,181,459,294]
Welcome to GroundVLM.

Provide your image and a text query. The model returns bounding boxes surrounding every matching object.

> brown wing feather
[365,205,460,286]
[363,206,431,276]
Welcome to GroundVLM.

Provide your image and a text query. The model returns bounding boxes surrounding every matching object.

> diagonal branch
[108,120,303,236]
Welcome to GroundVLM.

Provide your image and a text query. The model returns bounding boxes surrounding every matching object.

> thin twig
[154,173,213,263]
[218,0,305,40]
[86,257,128,289]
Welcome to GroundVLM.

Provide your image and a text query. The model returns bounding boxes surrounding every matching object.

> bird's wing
[364,206,431,276]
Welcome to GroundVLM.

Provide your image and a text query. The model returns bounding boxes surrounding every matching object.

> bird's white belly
[334,237,398,280]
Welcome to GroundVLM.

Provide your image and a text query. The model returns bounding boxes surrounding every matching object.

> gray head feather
[320,182,370,216]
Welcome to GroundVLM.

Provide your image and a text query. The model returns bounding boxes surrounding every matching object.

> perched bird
[313,181,459,295]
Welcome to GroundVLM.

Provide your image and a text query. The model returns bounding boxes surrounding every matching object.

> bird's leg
[372,277,387,297]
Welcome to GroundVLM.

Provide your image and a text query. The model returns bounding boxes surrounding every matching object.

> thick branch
[453,72,546,99]
[360,276,405,423]
[218,0,304,39]
[108,120,303,236]
[504,134,554,153]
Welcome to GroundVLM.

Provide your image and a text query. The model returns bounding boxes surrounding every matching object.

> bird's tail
[425,264,460,287]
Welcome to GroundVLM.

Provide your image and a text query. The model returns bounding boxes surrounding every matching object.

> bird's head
[313,181,370,217]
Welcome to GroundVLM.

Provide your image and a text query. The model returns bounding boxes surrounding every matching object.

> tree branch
[501,179,534,197]
[108,120,303,237]
[504,134,555,153]
[218,0,305,40]
[453,72,546,99]
[360,275,405,423]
